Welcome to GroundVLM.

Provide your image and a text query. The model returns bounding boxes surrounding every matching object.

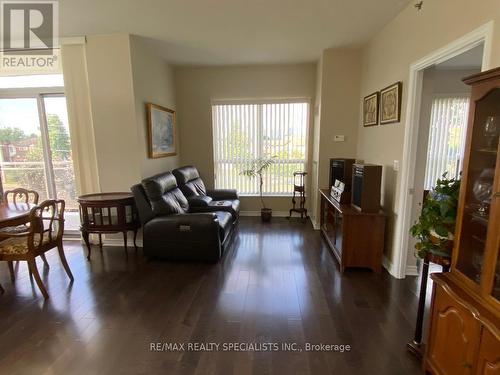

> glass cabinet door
[455,88,500,285]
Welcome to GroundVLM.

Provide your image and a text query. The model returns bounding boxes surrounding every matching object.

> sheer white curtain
[424,96,469,189]
[61,43,100,195]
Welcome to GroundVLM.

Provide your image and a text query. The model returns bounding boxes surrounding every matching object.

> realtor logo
[1,0,58,55]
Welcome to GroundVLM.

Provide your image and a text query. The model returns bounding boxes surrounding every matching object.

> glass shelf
[455,88,499,290]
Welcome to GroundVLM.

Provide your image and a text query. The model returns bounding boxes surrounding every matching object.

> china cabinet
[424,67,500,375]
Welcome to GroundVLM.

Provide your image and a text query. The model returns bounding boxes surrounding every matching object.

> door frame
[392,21,494,279]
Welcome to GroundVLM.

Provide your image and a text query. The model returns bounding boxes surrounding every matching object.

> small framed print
[380,82,402,124]
[363,92,379,127]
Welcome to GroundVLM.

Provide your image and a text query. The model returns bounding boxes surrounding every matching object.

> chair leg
[7,261,15,282]
[27,259,49,299]
[40,253,49,268]
[57,244,74,281]
[0,282,4,294]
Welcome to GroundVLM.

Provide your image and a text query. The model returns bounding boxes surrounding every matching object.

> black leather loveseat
[172,166,240,222]
[131,170,239,261]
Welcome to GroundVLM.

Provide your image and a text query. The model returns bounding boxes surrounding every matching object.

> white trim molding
[240,210,290,217]
[393,21,494,279]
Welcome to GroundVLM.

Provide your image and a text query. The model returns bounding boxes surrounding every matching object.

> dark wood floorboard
[0,217,425,375]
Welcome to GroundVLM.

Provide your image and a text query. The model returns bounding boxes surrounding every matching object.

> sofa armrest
[188,195,213,207]
[206,189,239,200]
[143,213,223,261]
[131,184,155,225]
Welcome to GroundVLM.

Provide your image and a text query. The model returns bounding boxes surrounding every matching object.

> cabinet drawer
[426,284,481,375]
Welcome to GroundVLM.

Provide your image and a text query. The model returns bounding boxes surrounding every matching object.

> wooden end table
[78,192,140,260]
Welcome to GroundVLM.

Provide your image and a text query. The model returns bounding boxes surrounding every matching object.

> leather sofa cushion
[141,172,189,216]
[172,166,207,197]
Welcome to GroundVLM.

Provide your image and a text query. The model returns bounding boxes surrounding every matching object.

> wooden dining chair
[3,188,39,205]
[0,199,73,299]
[1,188,46,281]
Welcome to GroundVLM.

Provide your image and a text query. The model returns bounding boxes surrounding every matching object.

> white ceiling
[59,0,412,65]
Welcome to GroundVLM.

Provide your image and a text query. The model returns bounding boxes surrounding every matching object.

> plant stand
[288,171,308,219]
[407,254,451,359]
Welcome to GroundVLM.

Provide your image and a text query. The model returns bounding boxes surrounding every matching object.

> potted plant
[241,157,275,222]
[410,173,461,261]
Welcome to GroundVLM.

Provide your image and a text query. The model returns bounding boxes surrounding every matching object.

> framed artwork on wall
[380,82,402,124]
[363,91,379,126]
[146,103,177,158]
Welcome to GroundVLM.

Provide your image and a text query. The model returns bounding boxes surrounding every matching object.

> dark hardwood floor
[0,217,425,375]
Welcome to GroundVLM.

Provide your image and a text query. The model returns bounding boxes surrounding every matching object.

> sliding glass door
[0,95,78,230]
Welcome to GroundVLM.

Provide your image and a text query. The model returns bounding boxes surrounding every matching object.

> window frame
[211,98,310,197]
[0,84,80,235]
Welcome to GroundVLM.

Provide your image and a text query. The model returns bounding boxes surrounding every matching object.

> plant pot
[429,229,454,253]
[261,208,272,222]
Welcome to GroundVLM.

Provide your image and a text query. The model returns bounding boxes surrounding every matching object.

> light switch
[334,135,345,142]
[393,160,399,171]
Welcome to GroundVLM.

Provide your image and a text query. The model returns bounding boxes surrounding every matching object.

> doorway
[407,45,484,273]
[393,21,493,278]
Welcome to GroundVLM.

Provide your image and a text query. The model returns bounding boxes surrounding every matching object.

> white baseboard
[383,255,403,279]
[311,218,320,230]
[240,210,290,217]
[68,236,143,248]
[382,255,419,278]
[406,265,419,276]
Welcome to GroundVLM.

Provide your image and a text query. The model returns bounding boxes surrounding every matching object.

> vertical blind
[424,96,469,189]
[212,101,308,195]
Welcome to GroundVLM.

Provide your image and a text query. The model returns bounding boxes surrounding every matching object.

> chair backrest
[172,166,207,198]
[4,188,39,205]
[141,172,189,216]
[29,199,65,246]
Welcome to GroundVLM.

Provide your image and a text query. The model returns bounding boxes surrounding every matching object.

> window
[424,96,469,189]
[0,76,79,231]
[212,100,309,195]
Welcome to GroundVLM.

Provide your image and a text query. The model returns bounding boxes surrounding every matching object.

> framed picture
[146,103,177,158]
[363,91,379,126]
[380,82,402,124]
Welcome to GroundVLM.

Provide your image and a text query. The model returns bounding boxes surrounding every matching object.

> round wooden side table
[77,192,140,260]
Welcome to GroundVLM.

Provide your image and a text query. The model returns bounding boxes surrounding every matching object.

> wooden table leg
[133,229,138,251]
[407,260,429,359]
[82,230,91,261]
[123,231,128,254]
[98,233,103,252]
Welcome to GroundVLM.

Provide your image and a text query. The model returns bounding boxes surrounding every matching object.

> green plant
[410,173,461,259]
[241,156,276,209]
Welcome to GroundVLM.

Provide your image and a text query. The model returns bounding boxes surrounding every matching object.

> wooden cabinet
[476,327,500,375]
[319,189,385,272]
[425,67,500,375]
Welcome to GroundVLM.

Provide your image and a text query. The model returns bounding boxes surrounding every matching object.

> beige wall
[83,34,179,192]
[310,48,362,224]
[129,35,180,178]
[85,34,141,192]
[309,57,323,224]
[174,63,317,212]
[356,0,500,270]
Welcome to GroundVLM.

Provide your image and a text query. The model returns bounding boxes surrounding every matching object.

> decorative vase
[261,208,272,222]
[429,228,454,252]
